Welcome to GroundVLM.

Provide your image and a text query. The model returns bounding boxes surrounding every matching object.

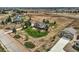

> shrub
[12,27,16,33]
[24,42,35,48]
[6,16,12,23]
[14,33,20,39]
[24,35,29,41]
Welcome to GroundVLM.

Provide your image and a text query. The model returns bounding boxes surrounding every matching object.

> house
[34,22,48,30]
[73,35,79,50]
[73,41,79,50]
[77,35,79,40]
[59,27,77,40]
[12,15,22,23]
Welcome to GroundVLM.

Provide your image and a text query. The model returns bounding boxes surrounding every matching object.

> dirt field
[0,14,10,20]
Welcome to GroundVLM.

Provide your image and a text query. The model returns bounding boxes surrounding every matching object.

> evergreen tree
[43,19,49,24]
[25,20,31,28]
[53,21,56,25]
[43,19,45,23]
[1,20,5,25]
[6,16,12,23]
[12,27,16,33]
[45,20,49,24]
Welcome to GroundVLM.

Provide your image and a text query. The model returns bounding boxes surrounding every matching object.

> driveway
[49,37,69,52]
[0,30,29,52]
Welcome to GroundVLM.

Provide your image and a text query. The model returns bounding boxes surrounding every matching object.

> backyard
[25,27,48,38]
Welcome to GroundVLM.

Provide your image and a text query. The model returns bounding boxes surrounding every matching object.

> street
[0,30,29,52]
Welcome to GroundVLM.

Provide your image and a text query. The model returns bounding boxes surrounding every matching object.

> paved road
[0,30,28,52]
[49,37,69,52]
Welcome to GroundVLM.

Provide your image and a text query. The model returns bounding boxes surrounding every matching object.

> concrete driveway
[49,37,69,52]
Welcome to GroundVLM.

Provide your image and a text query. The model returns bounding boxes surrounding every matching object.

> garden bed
[24,42,35,48]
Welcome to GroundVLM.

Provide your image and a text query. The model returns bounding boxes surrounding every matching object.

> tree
[6,16,12,23]
[1,10,7,14]
[29,16,31,21]
[14,32,20,39]
[43,19,45,23]
[24,20,31,28]
[11,13,16,17]
[21,18,24,23]
[45,25,49,31]
[49,22,54,27]
[24,35,29,41]
[25,11,27,13]
[53,36,56,39]
[16,10,21,14]
[43,19,49,24]
[21,23,25,29]
[12,27,16,33]
[45,20,49,24]
[1,20,5,25]
[53,21,56,25]
[24,42,35,48]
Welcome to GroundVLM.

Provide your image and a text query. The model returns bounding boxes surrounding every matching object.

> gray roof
[76,41,79,44]
[63,27,77,35]
[34,22,48,29]
[75,41,79,48]
[14,15,22,22]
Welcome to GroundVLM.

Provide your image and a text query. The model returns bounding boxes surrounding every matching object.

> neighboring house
[59,27,77,40]
[12,15,22,23]
[77,35,79,40]
[73,35,79,50]
[73,41,79,50]
[34,22,48,30]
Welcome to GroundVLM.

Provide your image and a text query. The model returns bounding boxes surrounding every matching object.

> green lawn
[25,27,48,38]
